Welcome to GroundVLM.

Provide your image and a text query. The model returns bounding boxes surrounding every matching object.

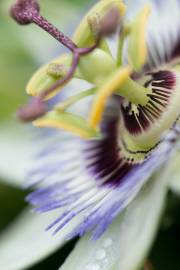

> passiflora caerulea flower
[10,0,180,246]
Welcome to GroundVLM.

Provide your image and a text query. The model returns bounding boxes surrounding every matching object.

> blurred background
[0,0,180,269]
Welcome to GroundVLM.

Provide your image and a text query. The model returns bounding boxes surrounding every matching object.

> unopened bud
[17,97,47,122]
[10,0,40,25]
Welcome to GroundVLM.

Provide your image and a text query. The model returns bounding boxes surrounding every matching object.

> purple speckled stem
[32,14,77,52]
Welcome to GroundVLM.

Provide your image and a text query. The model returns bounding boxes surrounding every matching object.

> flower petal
[33,111,100,139]
[0,122,33,187]
[125,0,180,71]
[59,171,168,270]
[27,110,178,239]
[0,207,81,270]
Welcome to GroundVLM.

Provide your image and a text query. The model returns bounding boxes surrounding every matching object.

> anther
[47,63,68,78]
[79,7,121,56]
[99,7,121,37]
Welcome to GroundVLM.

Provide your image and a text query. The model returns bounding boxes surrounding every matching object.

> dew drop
[103,238,113,248]
[85,263,100,270]
[96,248,106,260]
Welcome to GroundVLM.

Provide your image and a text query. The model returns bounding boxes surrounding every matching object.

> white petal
[0,122,34,187]
[59,170,168,270]
[0,207,81,270]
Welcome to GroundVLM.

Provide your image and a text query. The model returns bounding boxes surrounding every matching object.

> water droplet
[103,238,113,248]
[96,249,106,260]
[85,263,100,270]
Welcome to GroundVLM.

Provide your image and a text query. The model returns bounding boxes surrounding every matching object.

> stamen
[26,54,71,97]
[46,63,68,79]
[128,5,151,71]
[10,1,121,123]
[17,97,47,122]
[73,0,126,48]
[89,66,131,128]
[33,111,100,139]
[98,7,121,37]
[39,52,80,100]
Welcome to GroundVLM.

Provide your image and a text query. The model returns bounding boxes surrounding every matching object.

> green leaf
[60,173,168,270]
[0,207,81,270]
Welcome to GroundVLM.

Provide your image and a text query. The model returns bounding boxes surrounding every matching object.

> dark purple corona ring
[10,0,180,239]
[122,71,177,134]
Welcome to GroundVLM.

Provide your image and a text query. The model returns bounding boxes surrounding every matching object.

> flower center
[10,0,180,152]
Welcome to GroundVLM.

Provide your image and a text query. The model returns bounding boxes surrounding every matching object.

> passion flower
[10,0,180,240]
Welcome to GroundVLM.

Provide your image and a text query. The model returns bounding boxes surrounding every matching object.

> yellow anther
[26,54,72,99]
[33,111,99,139]
[73,0,126,48]
[128,5,151,71]
[89,66,131,128]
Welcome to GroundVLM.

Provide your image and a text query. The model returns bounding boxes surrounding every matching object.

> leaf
[0,207,81,270]
[60,172,168,270]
